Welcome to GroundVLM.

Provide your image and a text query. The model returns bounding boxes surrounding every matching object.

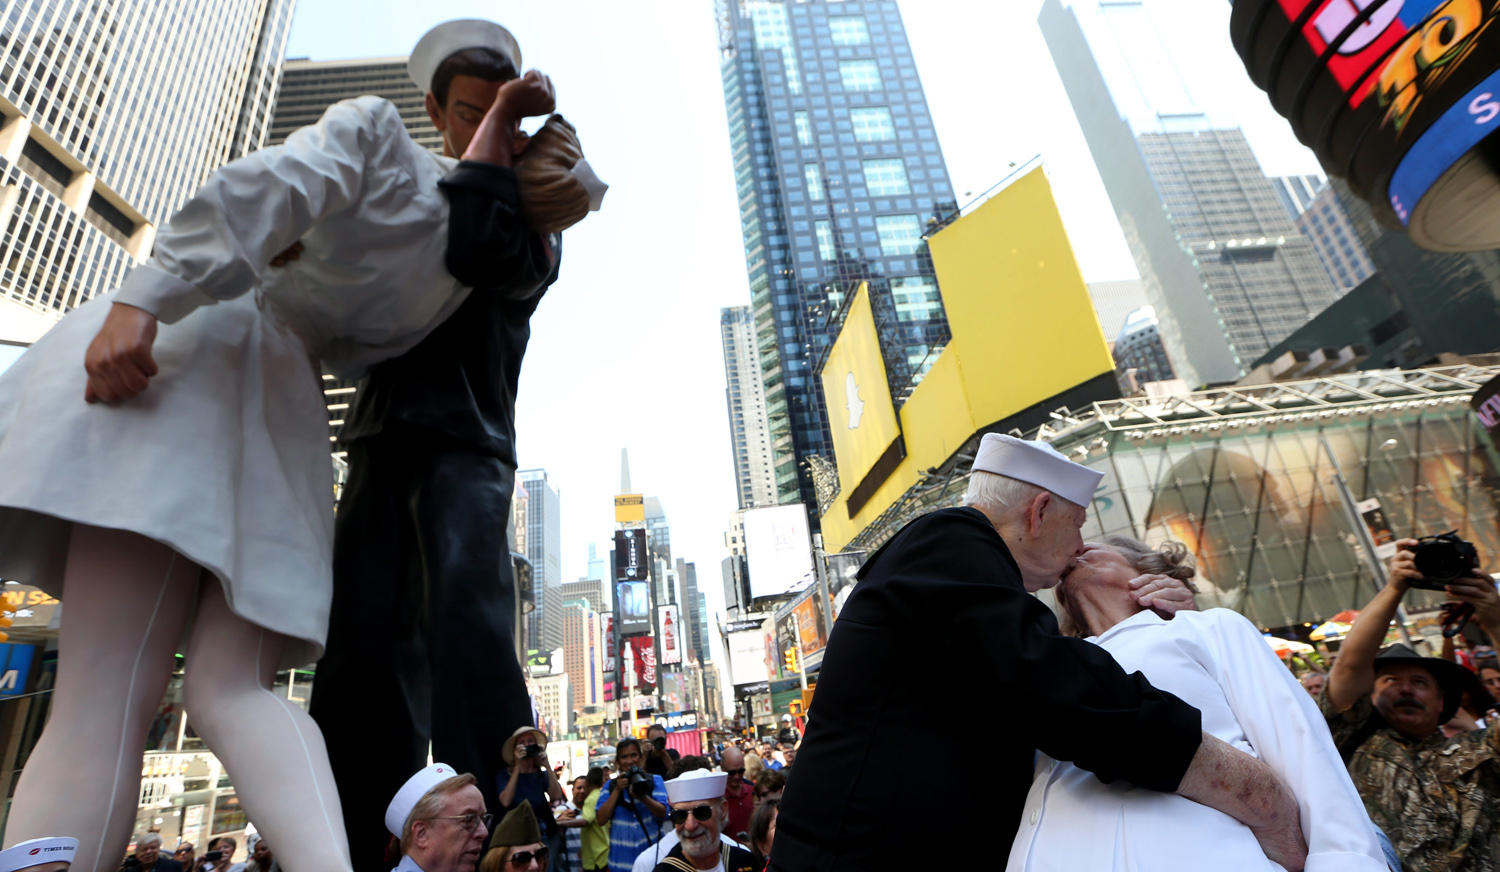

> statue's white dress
[1006,609,1386,872]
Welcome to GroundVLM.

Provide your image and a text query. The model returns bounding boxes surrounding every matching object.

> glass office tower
[716,0,957,509]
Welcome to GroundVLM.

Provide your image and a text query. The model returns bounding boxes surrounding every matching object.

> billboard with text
[743,504,814,600]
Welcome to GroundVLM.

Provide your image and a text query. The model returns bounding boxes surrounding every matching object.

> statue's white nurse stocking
[4,525,198,872]
[181,580,352,872]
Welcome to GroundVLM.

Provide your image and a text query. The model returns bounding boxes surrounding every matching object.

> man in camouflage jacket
[1325,537,1500,871]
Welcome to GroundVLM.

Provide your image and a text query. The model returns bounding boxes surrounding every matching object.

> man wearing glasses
[718,748,754,845]
[385,764,493,872]
[647,771,755,872]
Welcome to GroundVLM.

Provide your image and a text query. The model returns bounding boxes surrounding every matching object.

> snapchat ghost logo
[845,371,864,429]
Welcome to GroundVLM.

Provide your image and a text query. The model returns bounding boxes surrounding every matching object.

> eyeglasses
[723,768,745,776]
[508,848,549,868]
[670,805,717,825]
[426,813,493,832]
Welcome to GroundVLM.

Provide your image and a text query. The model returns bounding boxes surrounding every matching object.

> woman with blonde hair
[1007,535,1386,871]
[742,750,764,785]
[480,805,548,872]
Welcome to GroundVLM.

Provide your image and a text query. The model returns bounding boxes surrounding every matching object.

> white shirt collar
[394,855,428,872]
[1089,608,1164,645]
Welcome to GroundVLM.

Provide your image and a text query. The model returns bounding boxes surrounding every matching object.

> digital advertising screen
[742,504,814,600]
[613,529,648,581]
[617,581,651,637]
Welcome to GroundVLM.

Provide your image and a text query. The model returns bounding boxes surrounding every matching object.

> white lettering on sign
[0,670,19,692]
[1477,394,1500,427]
[1314,0,1404,54]
[1471,93,1500,125]
[662,711,698,731]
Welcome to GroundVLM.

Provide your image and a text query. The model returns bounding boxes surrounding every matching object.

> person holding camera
[1324,536,1500,872]
[594,739,667,872]
[499,727,566,872]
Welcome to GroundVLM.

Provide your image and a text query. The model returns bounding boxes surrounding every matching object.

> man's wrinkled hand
[1388,538,1421,594]
[84,303,159,404]
[1130,573,1199,617]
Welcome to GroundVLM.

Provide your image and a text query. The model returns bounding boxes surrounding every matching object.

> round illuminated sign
[1231,0,1500,251]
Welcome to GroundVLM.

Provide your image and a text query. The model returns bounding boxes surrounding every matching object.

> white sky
[284,0,1322,673]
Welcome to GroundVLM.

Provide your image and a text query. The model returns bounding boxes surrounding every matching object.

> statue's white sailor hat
[0,838,78,872]
[972,433,1104,508]
[666,769,727,804]
[385,762,462,837]
[409,19,522,94]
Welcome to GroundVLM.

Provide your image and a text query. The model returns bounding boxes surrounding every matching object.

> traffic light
[784,646,798,674]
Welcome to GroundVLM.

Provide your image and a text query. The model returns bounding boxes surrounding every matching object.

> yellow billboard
[614,494,645,523]
[819,285,903,514]
[819,165,1115,552]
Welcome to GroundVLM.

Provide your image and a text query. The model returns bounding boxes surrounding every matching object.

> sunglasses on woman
[508,848,549,868]
[670,804,717,825]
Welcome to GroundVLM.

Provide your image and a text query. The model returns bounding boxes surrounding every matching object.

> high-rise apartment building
[716,0,958,508]
[1039,0,1340,386]
[519,469,563,652]
[560,599,604,717]
[720,306,777,510]
[0,0,294,342]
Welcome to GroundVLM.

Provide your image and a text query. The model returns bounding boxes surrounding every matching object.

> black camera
[523,743,545,759]
[1411,531,1480,590]
[625,766,653,798]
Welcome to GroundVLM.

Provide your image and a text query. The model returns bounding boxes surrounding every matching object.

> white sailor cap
[409,20,522,94]
[0,838,78,872]
[385,763,462,838]
[666,769,727,804]
[971,433,1103,508]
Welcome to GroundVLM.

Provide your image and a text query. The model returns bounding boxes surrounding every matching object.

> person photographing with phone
[499,728,566,871]
[595,739,667,872]
[1324,535,1500,871]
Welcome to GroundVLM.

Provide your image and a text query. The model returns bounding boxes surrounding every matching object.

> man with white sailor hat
[309,17,603,872]
[646,771,755,872]
[769,434,1311,871]
[386,764,490,872]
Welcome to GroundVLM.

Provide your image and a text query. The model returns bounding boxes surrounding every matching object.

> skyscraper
[720,306,777,510]
[560,599,604,716]
[0,0,294,339]
[676,558,710,665]
[519,468,563,652]
[1113,306,1175,391]
[269,57,440,151]
[716,0,958,508]
[1039,0,1340,386]
[1086,278,1150,341]
[1293,185,1377,293]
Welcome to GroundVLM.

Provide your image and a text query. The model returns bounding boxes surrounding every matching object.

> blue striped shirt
[595,775,668,872]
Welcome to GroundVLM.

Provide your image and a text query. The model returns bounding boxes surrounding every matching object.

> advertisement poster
[614,529,649,580]
[824,551,866,621]
[659,604,681,664]
[601,612,616,702]
[629,635,657,692]
[742,504,815,599]
[617,581,651,637]
[774,612,800,677]
[661,671,685,712]
[793,592,828,658]
[726,627,770,688]
[1357,497,1399,560]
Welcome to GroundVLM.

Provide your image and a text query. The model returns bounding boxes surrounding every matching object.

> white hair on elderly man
[962,470,1054,513]
[137,834,163,849]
